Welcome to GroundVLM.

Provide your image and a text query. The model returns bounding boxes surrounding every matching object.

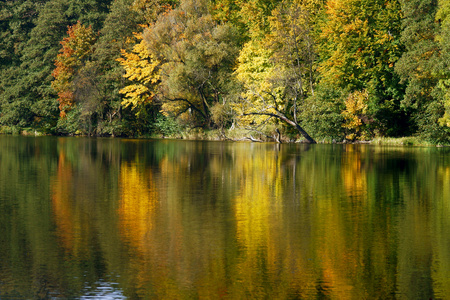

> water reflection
[0,137,449,299]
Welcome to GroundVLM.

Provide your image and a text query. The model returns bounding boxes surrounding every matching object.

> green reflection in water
[0,136,449,299]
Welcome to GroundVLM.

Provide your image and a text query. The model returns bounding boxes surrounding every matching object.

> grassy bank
[0,126,48,136]
[370,137,436,146]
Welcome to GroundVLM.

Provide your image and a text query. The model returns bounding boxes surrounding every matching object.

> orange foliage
[57,91,74,118]
[51,21,96,117]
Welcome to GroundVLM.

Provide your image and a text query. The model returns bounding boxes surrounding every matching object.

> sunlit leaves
[117,32,161,112]
[233,40,276,118]
[232,0,317,142]
[341,90,369,140]
[139,0,240,125]
[319,0,402,90]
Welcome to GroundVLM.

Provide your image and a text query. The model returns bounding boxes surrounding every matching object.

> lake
[0,136,449,299]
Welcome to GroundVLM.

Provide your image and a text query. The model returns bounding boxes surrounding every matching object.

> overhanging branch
[243,110,316,143]
[164,96,207,119]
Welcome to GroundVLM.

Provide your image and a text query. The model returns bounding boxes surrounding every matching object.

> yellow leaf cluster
[117,33,161,111]
[233,40,284,127]
[342,90,368,139]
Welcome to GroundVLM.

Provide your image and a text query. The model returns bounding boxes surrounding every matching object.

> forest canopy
[1,0,450,143]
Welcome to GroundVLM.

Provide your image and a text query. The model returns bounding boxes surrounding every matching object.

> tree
[66,0,144,136]
[51,0,180,136]
[52,22,96,118]
[436,0,450,130]
[135,0,240,128]
[82,0,178,136]
[0,0,53,129]
[117,31,161,113]
[319,0,406,139]
[0,0,111,132]
[395,0,445,141]
[269,0,317,117]
[131,0,179,24]
[232,0,318,143]
[210,0,282,39]
[341,90,369,140]
[0,0,42,67]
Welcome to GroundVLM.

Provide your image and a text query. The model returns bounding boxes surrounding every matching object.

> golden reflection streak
[229,145,373,299]
[158,155,227,299]
[118,157,190,299]
[113,143,450,299]
[229,146,319,299]
[341,145,367,198]
[118,162,166,296]
[118,162,157,253]
[51,150,76,253]
[309,145,371,299]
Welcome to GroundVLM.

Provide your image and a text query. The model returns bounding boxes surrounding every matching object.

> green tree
[209,0,283,46]
[395,0,447,142]
[0,0,111,132]
[66,0,143,136]
[0,0,50,129]
[0,0,42,67]
[138,0,240,128]
[436,0,450,130]
[319,0,406,139]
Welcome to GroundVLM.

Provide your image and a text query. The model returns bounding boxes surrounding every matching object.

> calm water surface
[0,136,449,299]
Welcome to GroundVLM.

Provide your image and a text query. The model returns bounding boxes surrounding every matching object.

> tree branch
[164,96,206,119]
[243,110,316,143]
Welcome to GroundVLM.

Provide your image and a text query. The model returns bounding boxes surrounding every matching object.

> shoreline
[0,127,443,147]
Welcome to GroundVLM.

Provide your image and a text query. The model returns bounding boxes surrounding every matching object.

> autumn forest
[1,0,450,143]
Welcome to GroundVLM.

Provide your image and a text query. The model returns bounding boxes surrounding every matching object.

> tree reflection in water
[0,137,449,299]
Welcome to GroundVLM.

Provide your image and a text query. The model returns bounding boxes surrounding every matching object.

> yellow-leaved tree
[117,31,161,114]
[232,0,317,143]
[232,40,278,127]
[341,90,369,141]
[119,0,240,129]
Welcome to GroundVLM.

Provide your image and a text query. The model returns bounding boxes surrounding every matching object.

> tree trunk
[244,111,316,143]
[269,112,316,143]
